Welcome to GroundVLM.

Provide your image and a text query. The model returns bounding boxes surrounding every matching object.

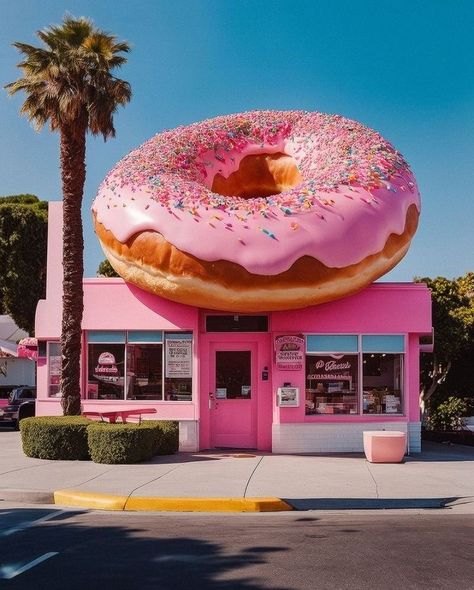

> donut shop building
[35,202,432,453]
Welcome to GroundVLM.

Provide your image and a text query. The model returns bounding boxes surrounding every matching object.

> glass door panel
[216,351,251,399]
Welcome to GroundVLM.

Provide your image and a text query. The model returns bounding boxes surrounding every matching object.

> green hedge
[150,420,179,456]
[20,416,92,460]
[20,417,179,463]
[87,420,179,464]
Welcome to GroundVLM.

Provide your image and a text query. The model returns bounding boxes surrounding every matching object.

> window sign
[165,337,192,378]
[94,352,120,382]
[385,394,400,413]
[275,335,305,370]
[88,344,125,400]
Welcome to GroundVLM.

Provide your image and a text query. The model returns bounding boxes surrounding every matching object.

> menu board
[165,338,192,378]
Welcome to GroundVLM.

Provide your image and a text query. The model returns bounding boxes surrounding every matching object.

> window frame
[85,331,193,402]
[47,341,62,398]
[305,334,406,417]
[305,350,360,416]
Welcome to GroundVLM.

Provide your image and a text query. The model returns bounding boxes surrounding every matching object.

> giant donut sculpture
[92,111,420,311]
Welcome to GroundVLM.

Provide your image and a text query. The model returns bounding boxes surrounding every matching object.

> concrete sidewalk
[0,430,473,512]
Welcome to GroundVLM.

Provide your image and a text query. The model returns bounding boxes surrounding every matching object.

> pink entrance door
[209,341,258,449]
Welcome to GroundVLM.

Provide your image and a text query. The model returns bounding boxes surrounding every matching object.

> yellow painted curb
[54,490,128,511]
[54,490,292,512]
[125,497,293,512]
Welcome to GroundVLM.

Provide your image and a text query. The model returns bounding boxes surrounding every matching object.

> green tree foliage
[6,16,131,415]
[416,273,474,413]
[0,194,48,334]
[97,259,119,277]
[442,272,474,404]
[427,396,468,432]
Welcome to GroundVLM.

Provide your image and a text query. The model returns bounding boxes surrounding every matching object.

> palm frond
[6,15,131,137]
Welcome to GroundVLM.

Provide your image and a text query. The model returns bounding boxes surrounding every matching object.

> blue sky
[1,0,473,280]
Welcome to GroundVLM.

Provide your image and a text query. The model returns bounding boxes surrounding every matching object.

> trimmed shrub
[87,420,179,464]
[152,420,179,456]
[21,416,92,460]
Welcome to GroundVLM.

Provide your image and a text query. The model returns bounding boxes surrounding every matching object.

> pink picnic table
[82,408,157,424]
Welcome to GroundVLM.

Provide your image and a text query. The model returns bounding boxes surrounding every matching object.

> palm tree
[6,16,131,414]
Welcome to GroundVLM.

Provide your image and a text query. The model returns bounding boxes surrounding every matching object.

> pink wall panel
[272,284,431,335]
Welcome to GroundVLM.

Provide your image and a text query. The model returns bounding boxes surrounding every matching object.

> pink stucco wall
[272,284,431,334]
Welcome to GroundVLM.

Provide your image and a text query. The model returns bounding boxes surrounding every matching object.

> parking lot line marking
[1,509,67,537]
[0,552,59,579]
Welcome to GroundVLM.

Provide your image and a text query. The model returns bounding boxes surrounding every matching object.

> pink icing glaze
[92,111,420,275]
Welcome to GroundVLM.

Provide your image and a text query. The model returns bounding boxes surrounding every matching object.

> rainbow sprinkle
[96,110,414,236]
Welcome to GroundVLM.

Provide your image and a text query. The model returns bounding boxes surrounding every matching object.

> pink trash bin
[363,431,407,463]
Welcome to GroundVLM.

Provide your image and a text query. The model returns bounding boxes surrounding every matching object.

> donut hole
[211,152,302,199]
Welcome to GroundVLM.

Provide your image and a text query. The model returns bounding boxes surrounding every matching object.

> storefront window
[86,331,193,401]
[305,334,405,416]
[305,354,359,415]
[215,351,251,399]
[88,343,125,400]
[363,354,403,414]
[164,333,192,401]
[48,342,62,398]
[126,344,163,400]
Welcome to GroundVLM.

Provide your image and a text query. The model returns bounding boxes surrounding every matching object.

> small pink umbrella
[17,337,38,361]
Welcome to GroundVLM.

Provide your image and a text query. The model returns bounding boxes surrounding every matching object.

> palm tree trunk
[59,120,86,415]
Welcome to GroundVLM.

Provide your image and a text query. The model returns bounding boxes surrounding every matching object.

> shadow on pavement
[284,497,464,510]
[0,507,86,537]
[144,451,269,464]
[0,507,291,589]
[143,453,224,465]
[409,441,474,461]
